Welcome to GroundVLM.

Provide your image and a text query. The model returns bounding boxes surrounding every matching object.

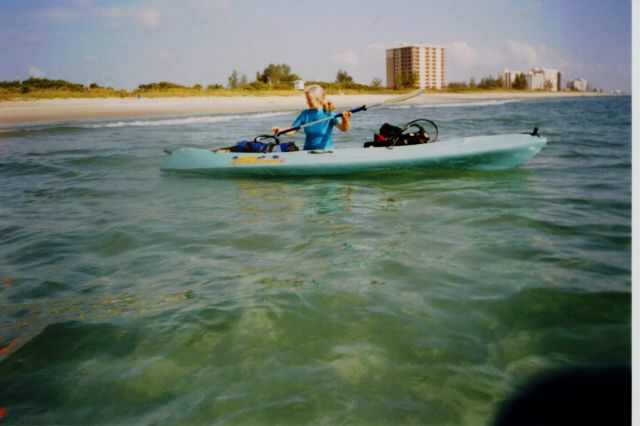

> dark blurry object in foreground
[494,365,630,425]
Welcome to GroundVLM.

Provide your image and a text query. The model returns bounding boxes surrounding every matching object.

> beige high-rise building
[386,44,446,89]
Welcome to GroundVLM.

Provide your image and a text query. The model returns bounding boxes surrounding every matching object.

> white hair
[304,84,325,101]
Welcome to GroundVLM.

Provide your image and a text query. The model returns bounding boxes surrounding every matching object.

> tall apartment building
[526,68,562,91]
[386,45,446,89]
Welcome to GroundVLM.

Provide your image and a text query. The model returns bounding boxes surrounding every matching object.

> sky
[0,0,632,92]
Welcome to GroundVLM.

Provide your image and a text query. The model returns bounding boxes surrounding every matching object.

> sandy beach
[0,92,604,126]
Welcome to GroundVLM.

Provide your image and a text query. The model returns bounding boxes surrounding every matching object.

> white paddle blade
[383,88,425,104]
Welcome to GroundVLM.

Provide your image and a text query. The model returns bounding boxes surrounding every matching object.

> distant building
[500,69,523,88]
[386,44,446,89]
[526,69,546,90]
[567,78,588,91]
[293,80,305,90]
[526,68,562,91]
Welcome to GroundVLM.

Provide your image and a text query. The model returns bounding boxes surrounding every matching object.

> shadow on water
[493,364,630,425]
[0,321,142,422]
[160,166,539,190]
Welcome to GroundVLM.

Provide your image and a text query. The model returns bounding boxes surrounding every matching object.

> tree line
[1,68,558,97]
[0,64,388,97]
[0,71,542,98]
[0,77,89,94]
[224,64,384,90]
[447,73,528,91]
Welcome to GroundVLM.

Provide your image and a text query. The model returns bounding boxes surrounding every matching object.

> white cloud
[183,0,231,22]
[0,30,41,43]
[33,7,83,23]
[83,55,98,63]
[136,6,161,29]
[448,41,504,68]
[506,40,572,70]
[445,39,576,82]
[159,50,176,60]
[366,43,386,53]
[187,0,231,10]
[448,41,476,66]
[332,49,359,67]
[19,33,41,43]
[96,5,159,28]
[506,40,541,68]
[34,3,165,30]
[73,0,93,7]
[95,5,125,20]
[28,66,46,78]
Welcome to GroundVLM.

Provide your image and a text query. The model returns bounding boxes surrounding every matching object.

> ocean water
[0,96,630,425]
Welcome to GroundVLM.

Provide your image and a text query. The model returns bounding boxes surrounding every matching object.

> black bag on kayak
[231,140,271,153]
[271,142,299,152]
[364,119,438,148]
[225,135,299,153]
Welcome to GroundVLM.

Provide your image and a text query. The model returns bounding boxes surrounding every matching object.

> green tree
[447,81,468,90]
[193,84,203,90]
[371,77,382,87]
[22,77,85,92]
[240,74,248,86]
[395,71,417,89]
[478,75,502,89]
[138,81,185,91]
[469,77,477,89]
[512,73,527,90]
[335,69,354,84]
[256,64,299,86]
[543,79,553,91]
[248,81,268,90]
[228,70,240,88]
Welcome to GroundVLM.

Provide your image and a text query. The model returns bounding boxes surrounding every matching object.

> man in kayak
[272,84,352,150]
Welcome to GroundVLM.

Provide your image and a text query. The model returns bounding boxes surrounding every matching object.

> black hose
[401,119,439,142]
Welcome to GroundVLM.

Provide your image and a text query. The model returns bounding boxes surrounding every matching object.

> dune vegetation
[1,64,561,101]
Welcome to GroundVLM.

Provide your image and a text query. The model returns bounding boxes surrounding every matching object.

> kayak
[161,133,547,177]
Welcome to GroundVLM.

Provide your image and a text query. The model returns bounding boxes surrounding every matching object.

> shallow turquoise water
[0,96,630,424]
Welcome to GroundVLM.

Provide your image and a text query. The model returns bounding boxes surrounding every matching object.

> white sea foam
[388,99,521,110]
[417,99,521,109]
[86,111,294,128]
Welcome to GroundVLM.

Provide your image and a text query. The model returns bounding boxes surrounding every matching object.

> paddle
[274,88,424,137]
[164,88,424,155]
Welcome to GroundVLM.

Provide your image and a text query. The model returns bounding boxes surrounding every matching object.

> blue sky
[0,0,632,91]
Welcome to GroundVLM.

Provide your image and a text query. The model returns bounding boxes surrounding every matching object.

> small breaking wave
[86,111,294,128]
[388,99,521,110]
[418,99,521,108]
[0,111,295,135]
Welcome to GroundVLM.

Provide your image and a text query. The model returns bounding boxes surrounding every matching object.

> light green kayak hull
[162,134,547,176]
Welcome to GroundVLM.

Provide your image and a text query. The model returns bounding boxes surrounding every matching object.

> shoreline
[0,92,609,126]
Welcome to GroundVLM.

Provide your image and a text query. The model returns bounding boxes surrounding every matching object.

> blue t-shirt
[292,108,339,150]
